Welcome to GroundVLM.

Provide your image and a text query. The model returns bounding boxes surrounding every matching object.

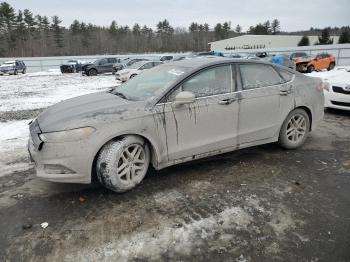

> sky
[3,0,350,32]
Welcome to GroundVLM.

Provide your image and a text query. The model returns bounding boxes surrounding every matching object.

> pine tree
[0,2,17,53]
[51,15,64,52]
[235,24,242,33]
[298,35,310,46]
[317,28,333,45]
[271,19,280,35]
[338,29,350,44]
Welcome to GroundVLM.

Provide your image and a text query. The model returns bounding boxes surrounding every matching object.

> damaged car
[60,60,86,73]
[295,53,336,73]
[28,58,325,192]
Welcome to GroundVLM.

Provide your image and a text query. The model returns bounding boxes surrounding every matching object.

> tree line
[0,1,349,57]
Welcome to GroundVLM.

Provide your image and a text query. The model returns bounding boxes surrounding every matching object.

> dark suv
[82,58,121,76]
[0,60,26,75]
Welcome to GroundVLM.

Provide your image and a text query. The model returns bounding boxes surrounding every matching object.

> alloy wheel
[286,114,307,143]
[117,144,146,183]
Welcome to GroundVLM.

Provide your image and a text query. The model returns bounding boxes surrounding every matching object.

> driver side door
[154,64,240,161]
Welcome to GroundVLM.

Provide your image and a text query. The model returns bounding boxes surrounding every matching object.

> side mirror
[174,91,195,105]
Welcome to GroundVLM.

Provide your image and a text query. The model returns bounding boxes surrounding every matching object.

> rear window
[239,64,282,90]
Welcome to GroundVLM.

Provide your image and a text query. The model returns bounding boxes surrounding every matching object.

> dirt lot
[0,108,348,262]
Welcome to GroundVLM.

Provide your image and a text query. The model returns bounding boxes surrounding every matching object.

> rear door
[237,63,290,145]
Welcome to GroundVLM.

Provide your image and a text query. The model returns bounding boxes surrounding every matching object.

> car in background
[28,58,325,192]
[113,58,148,73]
[60,60,86,73]
[271,54,296,70]
[116,61,163,82]
[159,55,174,62]
[323,70,350,111]
[82,57,121,76]
[197,51,224,57]
[295,53,336,73]
[290,52,308,61]
[0,60,26,75]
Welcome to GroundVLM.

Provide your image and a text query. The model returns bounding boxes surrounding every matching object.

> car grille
[332,86,350,95]
[331,101,350,107]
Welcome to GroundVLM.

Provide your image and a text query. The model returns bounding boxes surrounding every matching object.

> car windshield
[112,65,190,100]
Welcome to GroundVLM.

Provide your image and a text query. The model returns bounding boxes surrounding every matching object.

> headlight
[323,81,330,91]
[39,127,95,143]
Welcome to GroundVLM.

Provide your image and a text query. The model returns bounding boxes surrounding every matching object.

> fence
[221,43,350,66]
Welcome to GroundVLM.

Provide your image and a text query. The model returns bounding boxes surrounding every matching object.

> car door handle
[280,86,292,96]
[218,98,237,105]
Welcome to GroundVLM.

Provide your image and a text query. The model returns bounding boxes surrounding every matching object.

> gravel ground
[0,109,349,262]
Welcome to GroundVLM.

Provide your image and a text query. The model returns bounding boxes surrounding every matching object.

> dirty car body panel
[28,58,324,184]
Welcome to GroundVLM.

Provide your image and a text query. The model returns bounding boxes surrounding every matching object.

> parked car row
[226,51,337,73]
[0,60,26,75]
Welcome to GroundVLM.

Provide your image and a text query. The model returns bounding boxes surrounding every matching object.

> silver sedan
[28,58,325,192]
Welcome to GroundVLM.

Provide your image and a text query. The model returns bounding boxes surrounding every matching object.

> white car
[116,61,163,82]
[323,70,350,111]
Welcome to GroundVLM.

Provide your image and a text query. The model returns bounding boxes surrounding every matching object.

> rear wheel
[96,136,150,192]
[327,62,335,71]
[88,68,98,76]
[307,65,315,73]
[279,109,310,149]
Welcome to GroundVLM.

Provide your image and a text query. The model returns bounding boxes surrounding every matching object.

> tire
[279,108,310,149]
[22,68,26,74]
[88,68,98,76]
[327,62,335,71]
[307,65,315,73]
[96,136,150,192]
[14,69,18,75]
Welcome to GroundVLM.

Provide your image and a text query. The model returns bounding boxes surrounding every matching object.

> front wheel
[96,136,150,192]
[307,65,315,73]
[88,69,98,76]
[279,109,310,149]
[327,62,335,71]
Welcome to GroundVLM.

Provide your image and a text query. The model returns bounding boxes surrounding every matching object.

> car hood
[118,69,138,74]
[0,64,14,68]
[37,91,145,132]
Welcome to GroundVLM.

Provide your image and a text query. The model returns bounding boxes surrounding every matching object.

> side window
[181,65,232,98]
[277,69,294,83]
[239,64,282,90]
[107,58,116,63]
[98,59,107,65]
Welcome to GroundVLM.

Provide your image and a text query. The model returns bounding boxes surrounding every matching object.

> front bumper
[324,89,350,111]
[0,69,15,74]
[28,123,93,184]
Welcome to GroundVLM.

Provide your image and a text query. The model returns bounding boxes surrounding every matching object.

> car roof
[167,57,274,69]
